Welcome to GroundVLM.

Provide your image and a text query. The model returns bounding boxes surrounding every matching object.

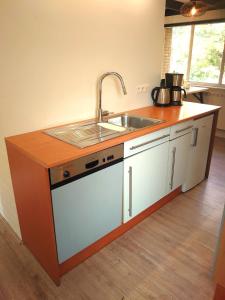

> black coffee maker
[165,73,187,106]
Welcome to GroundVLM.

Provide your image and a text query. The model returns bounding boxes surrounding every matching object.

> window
[170,26,191,74]
[168,23,225,87]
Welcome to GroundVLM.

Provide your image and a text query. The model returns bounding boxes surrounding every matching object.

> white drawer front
[124,127,170,158]
[170,120,193,140]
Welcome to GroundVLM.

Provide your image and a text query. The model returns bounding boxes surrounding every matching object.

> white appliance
[123,127,170,222]
[182,114,213,192]
[50,144,123,263]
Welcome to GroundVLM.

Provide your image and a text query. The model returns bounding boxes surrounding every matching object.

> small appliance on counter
[151,73,187,107]
[151,86,171,107]
[170,86,187,106]
[165,72,187,106]
[165,72,183,87]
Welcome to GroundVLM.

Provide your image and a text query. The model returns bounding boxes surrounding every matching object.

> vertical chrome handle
[170,147,176,190]
[128,166,133,217]
[192,128,199,147]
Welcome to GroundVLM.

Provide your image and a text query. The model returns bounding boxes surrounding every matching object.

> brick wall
[161,27,172,78]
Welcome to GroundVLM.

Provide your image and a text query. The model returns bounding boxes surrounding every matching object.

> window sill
[190,82,225,90]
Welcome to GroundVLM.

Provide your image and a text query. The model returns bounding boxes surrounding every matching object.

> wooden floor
[0,137,225,300]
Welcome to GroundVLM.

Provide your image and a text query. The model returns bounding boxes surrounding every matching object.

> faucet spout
[97,72,127,123]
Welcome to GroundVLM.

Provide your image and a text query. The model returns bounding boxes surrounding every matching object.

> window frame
[171,23,225,88]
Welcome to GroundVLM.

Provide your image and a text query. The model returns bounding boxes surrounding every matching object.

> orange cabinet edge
[213,284,225,300]
[214,210,225,299]
[6,141,61,285]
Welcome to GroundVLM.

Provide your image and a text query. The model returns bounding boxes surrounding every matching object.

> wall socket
[137,84,150,94]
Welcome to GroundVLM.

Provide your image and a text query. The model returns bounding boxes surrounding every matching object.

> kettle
[151,87,171,107]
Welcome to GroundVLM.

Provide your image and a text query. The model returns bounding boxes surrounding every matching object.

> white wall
[200,89,225,131]
[186,90,225,131]
[0,0,166,237]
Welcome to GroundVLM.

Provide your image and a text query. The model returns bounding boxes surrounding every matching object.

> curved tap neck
[97,72,127,123]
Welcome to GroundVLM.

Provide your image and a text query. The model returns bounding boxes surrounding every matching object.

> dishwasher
[50,144,123,264]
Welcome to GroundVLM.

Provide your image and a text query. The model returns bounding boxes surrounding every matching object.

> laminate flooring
[0,137,225,300]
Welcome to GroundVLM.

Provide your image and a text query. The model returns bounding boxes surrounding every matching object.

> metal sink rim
[44,114,164,149]
[107,113,164,129]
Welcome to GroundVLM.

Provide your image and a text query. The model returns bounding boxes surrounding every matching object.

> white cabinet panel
[167,133,191,193]
[182,114,213,191]
[124,127,170,158]
[170,120,193,140]
[123,141,169,223]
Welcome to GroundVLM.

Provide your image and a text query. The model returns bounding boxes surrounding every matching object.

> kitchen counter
[5,100,221,285]
[6,101,220,168]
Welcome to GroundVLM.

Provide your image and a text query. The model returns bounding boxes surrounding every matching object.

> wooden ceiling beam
[166,0,182,12]
[165,0,225,16]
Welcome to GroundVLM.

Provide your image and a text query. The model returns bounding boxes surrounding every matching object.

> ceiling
[165,0,225,16]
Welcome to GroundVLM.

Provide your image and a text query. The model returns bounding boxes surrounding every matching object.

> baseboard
[0,213,22,244]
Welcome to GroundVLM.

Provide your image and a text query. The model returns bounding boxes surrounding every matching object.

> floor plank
[0,137,224,300]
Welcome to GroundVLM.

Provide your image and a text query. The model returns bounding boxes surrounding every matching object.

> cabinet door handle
[130,134,170,150]
[170,147,176,190]
[175,125,193,134]
[128,166,133,217]
[192,128,199,147]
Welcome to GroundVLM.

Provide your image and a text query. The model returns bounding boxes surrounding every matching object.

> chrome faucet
[97,72,127,123]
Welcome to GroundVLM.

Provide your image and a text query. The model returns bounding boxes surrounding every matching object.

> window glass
[190,23,225,84]
[169,26,191,76]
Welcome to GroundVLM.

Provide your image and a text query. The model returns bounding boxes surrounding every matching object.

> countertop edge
[5,103,221,169]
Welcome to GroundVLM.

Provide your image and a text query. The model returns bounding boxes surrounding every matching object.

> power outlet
[137,84,150,94]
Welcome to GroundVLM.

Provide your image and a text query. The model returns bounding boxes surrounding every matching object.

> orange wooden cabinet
[6,139,182,284]
[213,285,225,300]
[6,142,60,285]
[5,103,220,285]
[213,209,225,300]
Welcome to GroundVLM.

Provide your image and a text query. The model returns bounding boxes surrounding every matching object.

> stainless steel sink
[44,121,132,149]
[107,114,164,129]
[44,114,164,148]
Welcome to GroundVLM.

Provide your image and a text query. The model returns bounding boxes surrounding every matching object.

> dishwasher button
[85,160,99,169]
[107,155,114,161]
[63,170,70,178]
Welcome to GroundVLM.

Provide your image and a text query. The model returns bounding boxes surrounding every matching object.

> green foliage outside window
[190,23,225,83]
[169,23,225,85]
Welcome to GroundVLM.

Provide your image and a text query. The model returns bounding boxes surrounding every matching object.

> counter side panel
[6,141,60,285]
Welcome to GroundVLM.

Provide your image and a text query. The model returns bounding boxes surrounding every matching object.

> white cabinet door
[167,133,191,193]
[123,141,169,223]
[182,114,213,192]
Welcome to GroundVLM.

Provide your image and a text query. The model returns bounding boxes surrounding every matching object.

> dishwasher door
[52,162,123,264]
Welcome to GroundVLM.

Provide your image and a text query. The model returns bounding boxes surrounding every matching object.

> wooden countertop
[5,101,220,168]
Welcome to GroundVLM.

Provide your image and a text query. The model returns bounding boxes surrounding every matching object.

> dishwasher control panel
[50,144,124,186]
